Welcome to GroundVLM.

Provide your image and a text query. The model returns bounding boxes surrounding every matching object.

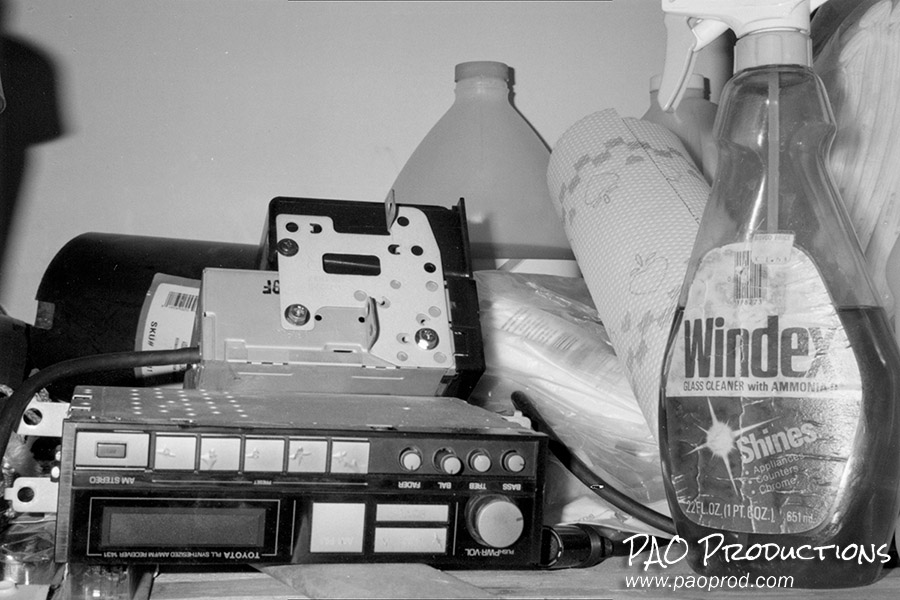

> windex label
[664,241,861,533]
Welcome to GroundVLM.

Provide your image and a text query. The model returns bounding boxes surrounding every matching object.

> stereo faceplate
[56,386,546,569]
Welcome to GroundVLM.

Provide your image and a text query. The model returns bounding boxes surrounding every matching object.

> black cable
[0,347,202,481]
[511,391,677,537]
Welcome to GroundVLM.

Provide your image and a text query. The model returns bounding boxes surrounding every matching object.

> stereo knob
[468,450,492,473]
[434,449,463,475]
[466,495,524,549]
[399,448,423,472]
[502,451,526,473]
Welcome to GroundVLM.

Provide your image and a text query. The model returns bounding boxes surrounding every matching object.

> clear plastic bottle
[658,1,900,588]
[389,61,573,269]
[642,73,718,182]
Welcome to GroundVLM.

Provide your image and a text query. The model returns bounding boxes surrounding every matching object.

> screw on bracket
[284,304,310,326]
[415,328,439,350]
[277,238,299,257]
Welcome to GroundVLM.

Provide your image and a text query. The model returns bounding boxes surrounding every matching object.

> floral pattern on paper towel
[556,136,704,214]
[629,252,668,295]
[546,109,709,435]
[619,303,679,376]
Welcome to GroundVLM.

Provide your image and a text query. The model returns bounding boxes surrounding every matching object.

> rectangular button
[309,503,366,553]
[330,439,369,474]
[287,439,328,473]
[96,442,127,459]
[199,436,241,471]
[244,438,285,473]
[376,504,449,523]
[374,528,447,554]
[75,432,149,468]
[154,435,197,470]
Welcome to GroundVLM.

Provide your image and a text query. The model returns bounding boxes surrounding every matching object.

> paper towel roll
[547,108,710,438]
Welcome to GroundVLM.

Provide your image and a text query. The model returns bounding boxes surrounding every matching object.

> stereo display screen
[101,504,269,548]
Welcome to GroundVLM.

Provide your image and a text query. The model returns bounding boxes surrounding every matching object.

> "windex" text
[682,315,835,379]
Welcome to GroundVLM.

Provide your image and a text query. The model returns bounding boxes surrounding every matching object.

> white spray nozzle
[658,0,829,111]
[659,15,729,111]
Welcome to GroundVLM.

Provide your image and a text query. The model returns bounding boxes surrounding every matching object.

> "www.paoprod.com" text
[625,573,794,592]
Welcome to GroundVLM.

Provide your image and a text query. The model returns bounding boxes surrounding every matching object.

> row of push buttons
[398,446,527,475]
[75,431,371,474]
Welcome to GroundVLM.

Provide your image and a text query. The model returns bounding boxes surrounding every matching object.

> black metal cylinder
[28,232,260,388]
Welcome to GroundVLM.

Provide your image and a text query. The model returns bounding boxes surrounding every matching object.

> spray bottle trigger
[659,15,699,112]
[658,15,729,112]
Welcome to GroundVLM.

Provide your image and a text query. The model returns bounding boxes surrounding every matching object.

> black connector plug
[541,523,632,570]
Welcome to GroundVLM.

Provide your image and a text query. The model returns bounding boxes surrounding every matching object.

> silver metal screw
[415,328,439,350]
[285,304,310,326]
[277,238,299,257]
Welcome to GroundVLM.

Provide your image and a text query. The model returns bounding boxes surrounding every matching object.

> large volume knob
[465,494,524,549]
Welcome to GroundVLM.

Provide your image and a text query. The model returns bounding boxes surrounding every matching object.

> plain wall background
[0,0,730,323]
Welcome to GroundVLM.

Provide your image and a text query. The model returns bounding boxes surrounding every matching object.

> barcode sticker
[135,276,201,378]
[164,291,199,312]
[733,250,768,303]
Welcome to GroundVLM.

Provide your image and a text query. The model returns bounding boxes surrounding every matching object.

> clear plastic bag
[470,271,667,519]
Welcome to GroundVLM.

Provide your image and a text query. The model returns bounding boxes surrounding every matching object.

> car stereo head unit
[55,386,546,569]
